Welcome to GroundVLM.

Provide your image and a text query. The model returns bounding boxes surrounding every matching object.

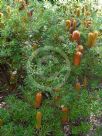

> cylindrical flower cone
[66,20,71,29]
[73,19,77,30]
[75,82,81,91]
[36,112,42,129]
[92,31,98,46]
[76,45,84,53]
[88,33,94,47]
[72,30,80,41]
[34,92,42,108]
[61,106,69,124]
[76,8,80,17]
[74,51,82,66]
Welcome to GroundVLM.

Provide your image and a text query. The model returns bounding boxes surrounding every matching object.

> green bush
[0,0,102,135]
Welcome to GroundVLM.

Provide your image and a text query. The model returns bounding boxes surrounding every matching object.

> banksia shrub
[0,0,102,136]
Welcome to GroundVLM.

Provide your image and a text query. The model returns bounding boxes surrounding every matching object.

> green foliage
[0,0,102,136]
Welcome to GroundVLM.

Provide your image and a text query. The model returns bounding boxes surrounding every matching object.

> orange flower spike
[72,30,80,41]
[93,31,98,40]
[94,31,98,37]
[88,32,94,47]
[76,8,80,17]
[66,20,71,29]
[61,106,69,124]
[35,92,42,108]
[75,82,81,91]
[76,45,84,53]
[73,19,77,30]
[36,112,42,129]
[92,31,98,45]
[74,51,82,66]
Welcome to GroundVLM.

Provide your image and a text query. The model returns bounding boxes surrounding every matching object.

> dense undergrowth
[0,0,102,136]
